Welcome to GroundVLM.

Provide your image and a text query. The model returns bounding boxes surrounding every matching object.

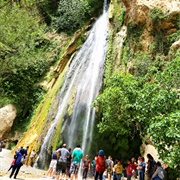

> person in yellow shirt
[114,160,123,180]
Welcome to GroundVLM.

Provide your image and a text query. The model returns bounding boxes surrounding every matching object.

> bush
[54,0,90,32]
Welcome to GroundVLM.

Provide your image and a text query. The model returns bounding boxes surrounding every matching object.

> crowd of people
[0,141,168,180]
[44,144,168,180]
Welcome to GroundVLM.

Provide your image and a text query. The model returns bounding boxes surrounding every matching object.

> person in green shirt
[70,145,83,180]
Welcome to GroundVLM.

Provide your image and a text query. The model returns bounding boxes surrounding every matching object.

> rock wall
[0,104,17,139]
[122,0,180,52]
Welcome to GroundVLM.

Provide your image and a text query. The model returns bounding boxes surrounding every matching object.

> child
[7,158,16,172]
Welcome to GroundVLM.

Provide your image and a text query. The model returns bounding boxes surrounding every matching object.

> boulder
[0,104,17,139]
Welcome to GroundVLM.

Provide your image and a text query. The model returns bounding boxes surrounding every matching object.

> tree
[54,0,90,32]
[94,55,180,169]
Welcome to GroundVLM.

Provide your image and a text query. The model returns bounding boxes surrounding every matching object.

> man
[106,156,113,180]
[82,155,91,180]
[70,145,83,180]
[46,150,57,179]
[56,144,70,180]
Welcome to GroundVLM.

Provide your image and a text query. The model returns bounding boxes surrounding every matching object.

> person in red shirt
[95,150,106,180]
[126,159,133,180]
[82,155,91,180]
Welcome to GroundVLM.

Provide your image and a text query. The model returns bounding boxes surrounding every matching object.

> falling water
[35,0,109,168]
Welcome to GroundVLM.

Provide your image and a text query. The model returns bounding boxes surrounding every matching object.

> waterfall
[35,0,109,168]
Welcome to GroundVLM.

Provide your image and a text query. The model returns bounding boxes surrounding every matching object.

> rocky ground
[0,149,97,180]
[0,149,131,180]
[0,148,49,180]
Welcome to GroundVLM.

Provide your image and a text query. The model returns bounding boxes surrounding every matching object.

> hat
[99,149,104,156]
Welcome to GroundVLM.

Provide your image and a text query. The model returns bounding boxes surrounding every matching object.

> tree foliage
[94,52,180,169]
[54,0,90,32]
[0,2,50,130]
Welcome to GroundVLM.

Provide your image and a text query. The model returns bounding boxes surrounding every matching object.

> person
[56,143,70,180]
[82,155,91,180]
[29,149,36,167]
[23,146,29,165]
[106,156,113,180]
[46,150,57,179]
[7,158,16,172]
[137,156,146,180]
[151,162,164,180]
[163,164,169,180]
[126,159,133,180]
[24,146,29,158]
[114,160,123,180]
[131,157,137,179]
[9,147,23,179]
[70,144,83,180]
[94,149,106,180]
[92,155,97,177]
[146,154,156,180]
[0,140,4,152]
[66,147,72,178]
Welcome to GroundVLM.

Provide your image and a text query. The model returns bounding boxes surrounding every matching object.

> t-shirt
[138,162,146,172]
[72,148,83,163]
[83,159,90,168]
[114,164,123,174]
[57,147,70,163]
[92,159,96,167]
[126,164,133,176]
[30,151,35,158]
[52,151,57,160]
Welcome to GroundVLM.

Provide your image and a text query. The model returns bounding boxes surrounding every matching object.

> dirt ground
[0,148,48,180]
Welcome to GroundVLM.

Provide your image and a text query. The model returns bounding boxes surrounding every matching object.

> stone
[0,104,17,139]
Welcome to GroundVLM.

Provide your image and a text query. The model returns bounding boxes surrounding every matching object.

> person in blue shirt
[9,147,23,179]
[137,156,146,180]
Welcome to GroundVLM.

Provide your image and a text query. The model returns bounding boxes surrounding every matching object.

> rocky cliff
[3,0,179,170]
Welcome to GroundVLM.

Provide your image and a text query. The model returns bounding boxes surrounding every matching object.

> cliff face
[122,0,180,52]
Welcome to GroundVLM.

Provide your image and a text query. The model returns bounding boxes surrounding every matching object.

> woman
[151,162,164,180]
[126,159,133,180]
[95,150,106,180]
[114,160,123,180]
[146,154,156,179]
[9,147,23,179]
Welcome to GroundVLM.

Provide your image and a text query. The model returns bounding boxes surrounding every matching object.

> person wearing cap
[70,144,83,180]
[95,149,106,180]
[56,143,70,180]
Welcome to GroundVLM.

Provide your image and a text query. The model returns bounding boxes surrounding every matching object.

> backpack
[97,156,106,172]
[106,159,113,172]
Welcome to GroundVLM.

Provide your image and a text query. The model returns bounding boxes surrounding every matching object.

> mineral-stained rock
[0,104,17,139]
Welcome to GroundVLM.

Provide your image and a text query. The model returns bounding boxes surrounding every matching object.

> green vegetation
[54,0,90,32]
[38,0,103,33]
[0,0,103,133]
[0,2,50,131]
[94,49,180,172]
[149,7,169,55]
[1,0,179,176]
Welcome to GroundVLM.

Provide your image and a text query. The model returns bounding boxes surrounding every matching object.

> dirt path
[0,149,96,180]
[0,148,47,180]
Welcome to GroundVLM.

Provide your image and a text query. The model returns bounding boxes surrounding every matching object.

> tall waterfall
[36,0,109,168]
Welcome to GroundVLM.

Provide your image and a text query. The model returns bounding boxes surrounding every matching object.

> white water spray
[35,0,109,168]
